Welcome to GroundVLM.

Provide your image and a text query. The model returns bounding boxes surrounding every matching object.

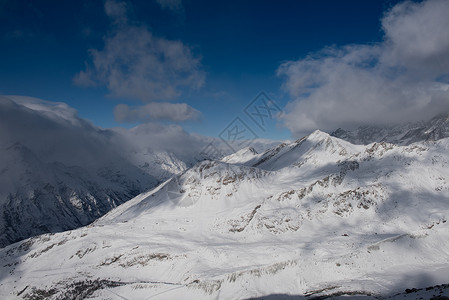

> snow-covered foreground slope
[2,131,449,299]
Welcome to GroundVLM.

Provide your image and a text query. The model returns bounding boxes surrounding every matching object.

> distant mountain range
[331,113,449,145]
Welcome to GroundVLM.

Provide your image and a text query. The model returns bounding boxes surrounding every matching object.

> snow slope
[1,131,449,299]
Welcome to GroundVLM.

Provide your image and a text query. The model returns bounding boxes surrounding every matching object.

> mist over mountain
[0,95,158,247]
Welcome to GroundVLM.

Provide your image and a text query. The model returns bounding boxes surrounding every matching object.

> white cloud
[104,0,128,25]
[114,102,201,123]
[277,0,449,137]
[74,1,204,102]
[155,0,183,12]
[113,122,206,162]
[381,0,449,77]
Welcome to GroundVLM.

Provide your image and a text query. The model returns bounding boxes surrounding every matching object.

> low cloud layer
[114,102,201,123]
[277,0,449,137]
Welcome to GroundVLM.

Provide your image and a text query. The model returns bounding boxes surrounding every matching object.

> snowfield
[1,130,449,299]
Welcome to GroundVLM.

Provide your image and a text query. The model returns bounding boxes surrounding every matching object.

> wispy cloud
[74,0,204,102]
[277,0,449,137]
[155,0,183,13]
[114,102,201,123]
[73,25,204,101]
[74,0,203,123]
[104,0,129,25]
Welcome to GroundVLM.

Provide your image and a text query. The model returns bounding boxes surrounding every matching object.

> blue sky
[2,0,448,140]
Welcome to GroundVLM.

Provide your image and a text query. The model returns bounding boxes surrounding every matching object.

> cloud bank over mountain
[278,0,449,137]
[0,95,207,167]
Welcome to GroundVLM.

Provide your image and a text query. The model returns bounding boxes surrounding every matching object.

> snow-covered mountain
[0,96,224,248]
[0,141,158,248]
[331,113,449,145]
[0,96,165,248]
[2,130,449,299]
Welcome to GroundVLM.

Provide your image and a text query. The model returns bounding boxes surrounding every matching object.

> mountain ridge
[331,113,449,145]
[2,128,449,299]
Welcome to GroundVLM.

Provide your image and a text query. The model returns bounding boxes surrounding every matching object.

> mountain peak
[221,146,259,164]
[307,129,331,142]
